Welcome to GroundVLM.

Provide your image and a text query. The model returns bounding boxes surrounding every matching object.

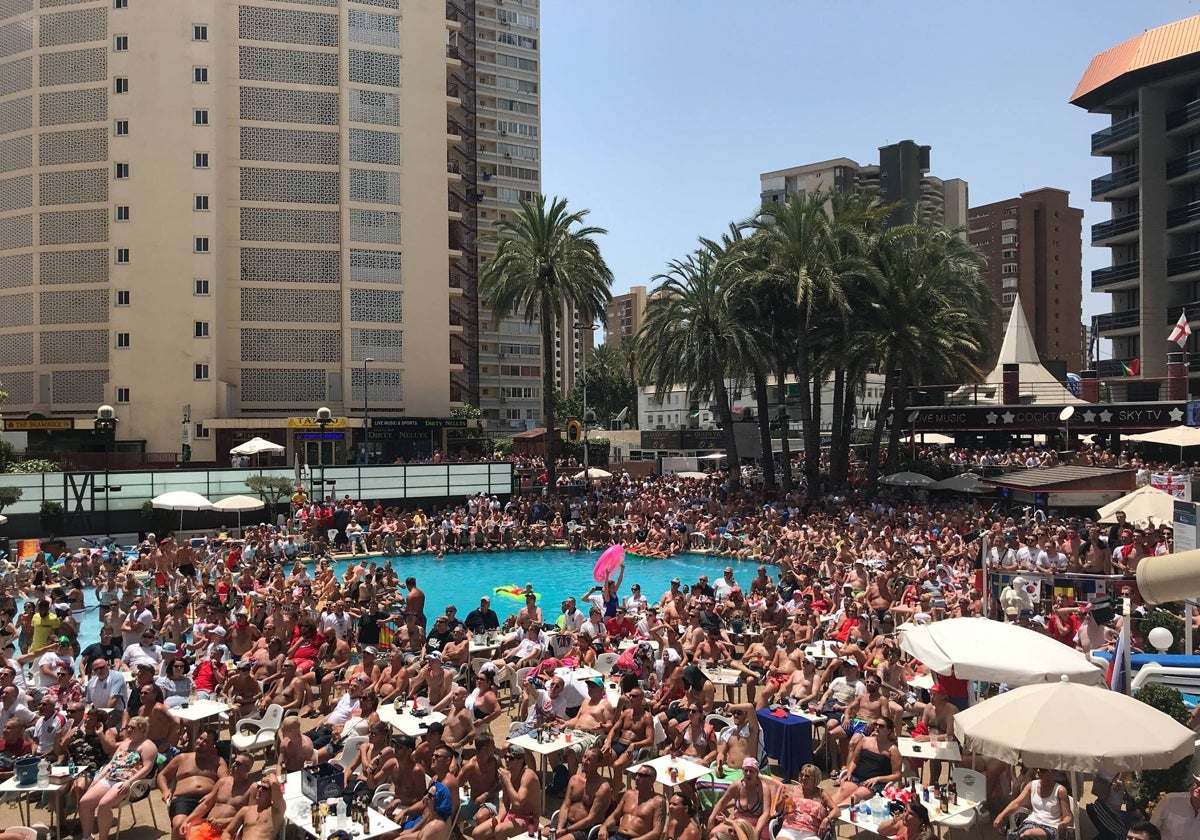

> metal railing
[1091,260,1140,289]
[1167,250,1200,277]
[1167,149,1200,179]
[1167,200,1200,228]
[1091,114,1140,151]
[1091,164,1140,197]
[1094,309,1142,332]
[1091,212,1140,242]
[1166,98,1200,131]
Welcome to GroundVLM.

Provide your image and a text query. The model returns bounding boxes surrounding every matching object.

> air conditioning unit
[498,352,506,358]
[500,397,508,403]
[499,129,507,135]
[504,153,512,159]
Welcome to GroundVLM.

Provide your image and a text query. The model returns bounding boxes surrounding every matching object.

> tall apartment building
[760,140,969,230]
[470,0,554,433]
[0,0,488,461]
[1072,14,1200,388]
[605,285,647,348]
[968,188,1085,374]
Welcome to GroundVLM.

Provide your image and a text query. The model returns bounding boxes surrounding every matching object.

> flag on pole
[1121,358,1140,377]
[1169,309,1192,347]
[1105,621,1129,692]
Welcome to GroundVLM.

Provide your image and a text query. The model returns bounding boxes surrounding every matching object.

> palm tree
[480,195,613,493]
[749,192,842,494]
[861,223,992,491]
[635,242,759,479]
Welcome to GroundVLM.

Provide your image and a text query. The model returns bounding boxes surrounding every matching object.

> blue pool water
[64,549,744,643]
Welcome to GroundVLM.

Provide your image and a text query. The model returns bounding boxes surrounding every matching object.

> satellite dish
[1059,406,1075,422]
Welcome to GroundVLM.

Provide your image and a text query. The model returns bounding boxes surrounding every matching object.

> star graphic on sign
[1099,409,1113,423]
[1082,410,1097,423]
[1170,407,1184,422]
[1001,411,1015,424]
[986,411,999,425]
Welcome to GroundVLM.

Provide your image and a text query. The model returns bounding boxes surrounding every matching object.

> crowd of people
[0,445,1194,840]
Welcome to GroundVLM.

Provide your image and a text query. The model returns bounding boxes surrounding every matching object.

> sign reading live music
[903,402,1188,432]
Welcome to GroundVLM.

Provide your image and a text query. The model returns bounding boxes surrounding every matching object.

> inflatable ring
[493,585,540,600]
[593,544,625,582]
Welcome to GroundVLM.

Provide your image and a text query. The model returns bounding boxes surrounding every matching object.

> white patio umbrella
[1125,425,1200,447]
[675,471,709,480]
[212,494,266,532]
[901,432,955,444]
[954,676,1197,831]
[573,467,612,480]
[881,471,935,488]
[0,514,7,526]
[931,472,988,494]
[229,436,285,456]
[1096,484,1175,527]
[151,490,214,531]
[898,617,1104,686]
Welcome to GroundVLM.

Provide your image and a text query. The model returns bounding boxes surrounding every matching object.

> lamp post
[316,405,331,501]
[573,323,596,477]
[362,357,374,465]
[95,404,117,535]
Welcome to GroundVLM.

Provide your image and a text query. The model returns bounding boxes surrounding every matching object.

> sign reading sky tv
[905,402,1187,432]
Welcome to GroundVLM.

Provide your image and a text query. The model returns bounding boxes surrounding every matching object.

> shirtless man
[714,703,760,777]
[435,685,474,749]
[603,687,655,774]
[405,578,427,630]
[220,774,284,840]
[388,735,429,812]
[409,652,455,708]
[274,715,315,774]
[550,748,612,840]
[227,613,261,661]
[915,683,957,783]
[186,751,256,836]
[223,661,263,728]
[159,728,227,840]
[139,683,181,754]
[306,635,351,715]
[250,637,286,684]
[560,679,617,775]
[839,674,903,752]
[767,655,823,707]
[458,733,502,827]
[260,660,309,715]
[378,647,413,702]
[599,764,665,840]
[397,613,427,664]
[442,625,471,667]
[472,744,541,840]
[730,628,780,702]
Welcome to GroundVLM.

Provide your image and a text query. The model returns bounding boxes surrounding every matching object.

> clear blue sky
[541,0,1192,341]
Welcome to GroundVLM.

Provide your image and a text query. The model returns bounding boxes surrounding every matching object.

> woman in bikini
[707,758,778,840]
[79,716,159,840]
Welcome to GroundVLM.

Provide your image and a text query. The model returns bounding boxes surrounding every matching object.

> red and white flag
[1169,309,1192,347]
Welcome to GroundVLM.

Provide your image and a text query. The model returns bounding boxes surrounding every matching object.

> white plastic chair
[6,829,36,840]
[594,653,619,676]
[114,778,159,840]
[371,783,395,811]
[1006,796,1076,840]
[334,735,368,770]
[230,703,284,759]
[706,713,733,732]
[938,766,990,837]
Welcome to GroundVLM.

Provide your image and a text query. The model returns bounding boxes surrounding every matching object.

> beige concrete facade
[605,285,647,348]
[0,0,466,459]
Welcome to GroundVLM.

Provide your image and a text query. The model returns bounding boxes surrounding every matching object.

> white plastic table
[555,666,602,681]
[168,697,232,743]
[377,703,447,737]
[0,771,76,840]
[281,773,400,840]
[509,730,574,809]
[625,754,710,787]
[897,737,962,763]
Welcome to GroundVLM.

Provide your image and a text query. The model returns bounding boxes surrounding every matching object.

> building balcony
[1090,260,1140,291]
[1091,164,1140,199]
[1168,199,1200,230]
[1094,309,1142,334]
[1092,114,1140,153]
[1167,98,1200,132]
[1090,212,1140,245]
[1167,150,1200,181]
[1167,250,1200,280]
[1166,301,1200,323]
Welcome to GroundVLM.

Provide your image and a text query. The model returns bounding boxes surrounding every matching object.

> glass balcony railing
[1091,164,1139,197]
[1091,260,1140,289]
[1090,213,1140,242]
[1092,114,1139,152]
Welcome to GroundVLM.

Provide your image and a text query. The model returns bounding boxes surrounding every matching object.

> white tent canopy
[573,467,612,480]
[931,472,988,493]
[948,295,1083,405]
[1125,425,1200,448]
[898,617,1104,686]
[230,436,285,456]
[881,471,935,488]
[1096,484,1175,527]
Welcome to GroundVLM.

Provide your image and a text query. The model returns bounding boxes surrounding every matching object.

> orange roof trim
[1071,14,1200,104]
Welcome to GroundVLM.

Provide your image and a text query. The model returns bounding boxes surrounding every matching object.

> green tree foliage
[480,195,612,492]
[0,485,21,513]
[245,475,298,521]
[1127,683,1193,816]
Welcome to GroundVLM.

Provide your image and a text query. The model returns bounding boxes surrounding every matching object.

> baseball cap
[504,744,526,759]
[135,662,155,672]
[362,646,378,657]
[238,660,253,671]
[930,682,947,695]
[587,677,604,689]
[57,635,71,644]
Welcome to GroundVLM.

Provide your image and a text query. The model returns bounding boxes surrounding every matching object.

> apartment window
[115,387,130,404]
[194,152,209,168]
[114,0,127,8]
[115,205,129,222]
[114,120,129,136]
[195,423,211,439]
[1001,234,1017,245]
[194,109,209,126]
[1002,277,1018,290]
[115,332,130,349]
[194,363,210,381]
[193,67,208,83]
[1002,264,1017,275]
[1001,249,1017,260]
[194,237,209,253]
[116,290,130,306]
[194,278,210,295]
[194,195,209,212]
[1001,292,1017,304]
[115,247,129,264]
[114,77,128,94]
[194,321,210,338]
[193,24,208,41]
[115,162,129,179]
[114,35,128,51]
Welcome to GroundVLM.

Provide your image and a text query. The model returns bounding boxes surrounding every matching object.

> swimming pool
[59,549,745,643]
